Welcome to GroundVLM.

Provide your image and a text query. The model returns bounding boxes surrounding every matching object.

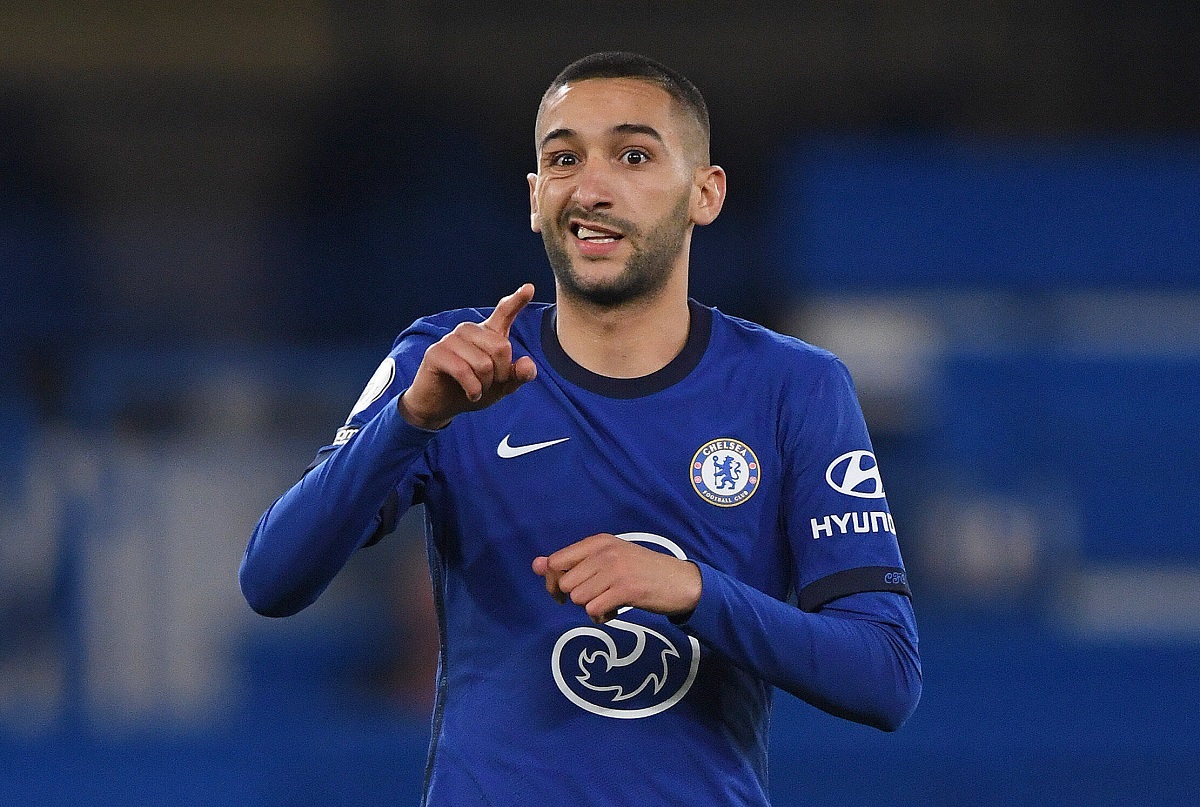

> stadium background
[2,3,1198,805]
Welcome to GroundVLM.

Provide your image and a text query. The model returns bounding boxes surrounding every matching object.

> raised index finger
[482,283,535,336]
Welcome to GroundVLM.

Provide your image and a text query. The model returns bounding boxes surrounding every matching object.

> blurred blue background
[2,3,1199,805]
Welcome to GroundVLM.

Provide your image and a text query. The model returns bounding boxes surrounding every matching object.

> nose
[570,158,614,211]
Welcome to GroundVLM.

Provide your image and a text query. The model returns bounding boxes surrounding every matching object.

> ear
[527,172,542,233]
[690,165,726,226]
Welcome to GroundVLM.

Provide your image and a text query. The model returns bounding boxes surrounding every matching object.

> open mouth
[571,221,624,244]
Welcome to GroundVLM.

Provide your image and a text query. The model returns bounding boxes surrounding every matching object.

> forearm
[239,397,433,617]
[681,563,921,731]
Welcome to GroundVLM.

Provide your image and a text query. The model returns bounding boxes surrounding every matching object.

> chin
[544,231,675,308]
[558,269,669,309]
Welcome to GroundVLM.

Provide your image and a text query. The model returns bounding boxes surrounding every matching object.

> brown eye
[551,153,579,167]
[621,149,649,165]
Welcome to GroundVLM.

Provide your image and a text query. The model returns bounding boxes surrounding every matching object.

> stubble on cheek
[539,193,691,308]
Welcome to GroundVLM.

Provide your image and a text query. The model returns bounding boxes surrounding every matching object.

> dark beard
[541,194,691,308]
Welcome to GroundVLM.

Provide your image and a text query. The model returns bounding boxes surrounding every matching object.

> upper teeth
[577,226,616,240]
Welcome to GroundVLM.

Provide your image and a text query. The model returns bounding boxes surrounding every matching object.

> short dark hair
[540,51,710,158]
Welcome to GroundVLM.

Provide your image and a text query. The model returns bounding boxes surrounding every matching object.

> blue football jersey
[243,300,918,807]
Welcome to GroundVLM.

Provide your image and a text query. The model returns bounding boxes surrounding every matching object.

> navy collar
[540,300,712,399]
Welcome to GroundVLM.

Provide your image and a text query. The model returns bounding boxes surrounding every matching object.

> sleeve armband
[798,566,912,613]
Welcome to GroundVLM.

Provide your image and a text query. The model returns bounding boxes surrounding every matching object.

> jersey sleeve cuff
[797,567,912,612]
[671,560,742,633]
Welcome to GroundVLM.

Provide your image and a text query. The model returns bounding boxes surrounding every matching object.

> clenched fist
[533,533,703,624]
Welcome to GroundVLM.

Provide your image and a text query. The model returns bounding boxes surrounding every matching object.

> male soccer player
[241,52,921,806]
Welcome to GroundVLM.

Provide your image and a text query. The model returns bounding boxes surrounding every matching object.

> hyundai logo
[825,450,886,499]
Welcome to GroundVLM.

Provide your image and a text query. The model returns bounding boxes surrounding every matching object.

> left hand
[532,533,702,624]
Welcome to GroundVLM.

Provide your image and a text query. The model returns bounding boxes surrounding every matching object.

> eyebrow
[538,123,666,152]
[613,123,665,144]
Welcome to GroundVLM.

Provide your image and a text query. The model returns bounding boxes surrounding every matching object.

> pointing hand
[399,284,538,430]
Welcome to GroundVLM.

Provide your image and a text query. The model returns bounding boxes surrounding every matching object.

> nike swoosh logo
[497,434,570,458]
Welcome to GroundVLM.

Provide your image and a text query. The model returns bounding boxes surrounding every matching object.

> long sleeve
[682,566,921,731]
[239,396,435,618]
[678,345,922,732]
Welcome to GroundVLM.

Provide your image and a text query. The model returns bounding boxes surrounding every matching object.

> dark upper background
[5,1,1198,352]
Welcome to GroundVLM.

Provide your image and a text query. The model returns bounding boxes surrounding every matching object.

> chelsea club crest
[691,438,760,507]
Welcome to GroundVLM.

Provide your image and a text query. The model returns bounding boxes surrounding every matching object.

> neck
[554,275,691,378]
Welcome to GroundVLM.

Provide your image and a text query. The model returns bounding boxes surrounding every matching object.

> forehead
[536,77,686,145]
